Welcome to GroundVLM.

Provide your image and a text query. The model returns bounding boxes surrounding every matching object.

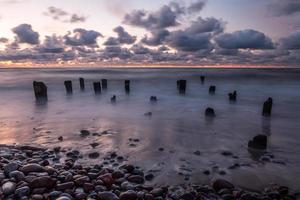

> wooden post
[33,81,47,101]
[93,82,101,94]
[228,91,237,101]
[209,85,216,94]
[79,78,85,90]
[200,76,205,84]
[177,80,186,94]
[205,107,216,117]
[262,97,273,116]
[111,95,116,103]
[101,79,108,90]
[125,80,130,93]
[64,80,73,94]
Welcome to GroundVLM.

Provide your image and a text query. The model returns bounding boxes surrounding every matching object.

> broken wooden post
[262,97,273,116]
[209,85,216,94]
[205,107,216,117]
[125,80,130,93]
[33,81,47,101]
[101,79,108,90]
[64,80,73,94]
[200,76,205,84]
[177,80,186,94]
[228,91,237,101]
[79,78,85,90]
[93,82,101,94]
[248,135,267,150]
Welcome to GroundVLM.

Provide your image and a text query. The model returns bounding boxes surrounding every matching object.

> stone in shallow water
[212,179,234,192]
[89,152,100,159]
[80,129,90,137]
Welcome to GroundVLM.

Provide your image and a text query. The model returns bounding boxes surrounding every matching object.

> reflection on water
[0,67,300,190]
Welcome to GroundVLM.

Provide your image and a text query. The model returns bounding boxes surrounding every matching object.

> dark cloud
[130,44,150,55]
[188,0,206,13]
[123,2,184,30]
[279,31,300,50]
[166,31,213,52]
[113,26,136,44]
[141,29,170,46]
[101,46,132,60]
[37,35,64,53]
[268,0,300,16]
[104,26,136,46]
[103,37,119,46]
[186,17,225,35]
[12,24,39,45]
[44,6,86,23]
[64,28,102,46]
[215,29,274,49]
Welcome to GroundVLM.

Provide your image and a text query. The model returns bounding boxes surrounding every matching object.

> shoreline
[0,144,299,200]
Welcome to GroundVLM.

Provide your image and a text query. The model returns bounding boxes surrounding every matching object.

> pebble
[2,181,16,195]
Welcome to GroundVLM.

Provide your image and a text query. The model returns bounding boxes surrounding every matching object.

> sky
[0,0,300,67]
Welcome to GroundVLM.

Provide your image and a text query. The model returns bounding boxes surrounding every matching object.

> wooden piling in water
[93,82,101,94]
[101,79,108,90]
[79,78,85,90]
[177,80,186,94]
[228,91,237,101]
[200,76,205,84]
[64,80,73,94]
[33,81,47,101]
[125,80,130,93]
[262,97,273,116]
[209,85,216,94]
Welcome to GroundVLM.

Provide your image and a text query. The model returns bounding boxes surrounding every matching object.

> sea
[0,67,300,190]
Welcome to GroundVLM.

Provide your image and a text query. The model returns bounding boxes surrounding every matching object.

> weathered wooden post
[33,81,47,101]
[177,80,186,94]
[209,85,216,94]
[101,79,108,90]
[79,78,85,90]
[262,97,273,116]
[64,80,73,94]
[93,82,101,94]
[228,91,237,101]
[125,80,130,93]
[200,76,205,84]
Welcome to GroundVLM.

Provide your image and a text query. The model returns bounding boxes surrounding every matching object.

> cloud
[123,2,184,30]
[104,26,136,46]
[44,6,87,23]
[113,26,136,44]
[186,17,225,35]
[64,28,102,46]
[188,0,206,13]
[141,29,170,46]
[12,24,39,45]
[268,0,300,16]
[37,35,64,53]
[166,31,213,52]
[215,29,274,49]
[279,31,300,49]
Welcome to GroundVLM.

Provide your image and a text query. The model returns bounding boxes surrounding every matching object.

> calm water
[0,67,300,191]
